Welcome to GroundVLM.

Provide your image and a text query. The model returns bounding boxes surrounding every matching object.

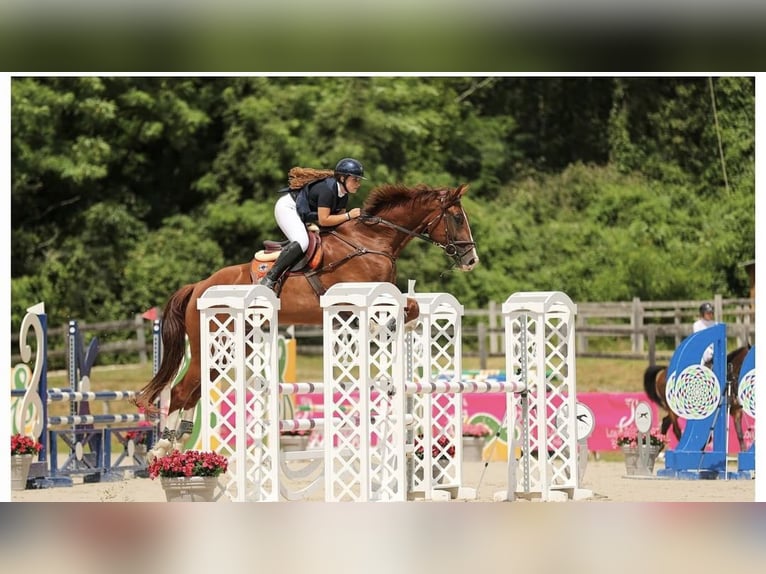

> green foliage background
[11,76,755,329]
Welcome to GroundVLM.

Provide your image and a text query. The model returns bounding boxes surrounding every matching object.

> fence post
[631,297,643,354]
[647,325,656,366]
[576,312,587,354]
[134,314,147,365]
[478,322,487,370]
[488,300,498,355]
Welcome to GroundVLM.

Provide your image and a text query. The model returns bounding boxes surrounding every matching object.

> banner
[294,392,755,453]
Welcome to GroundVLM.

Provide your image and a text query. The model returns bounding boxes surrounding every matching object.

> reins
[302,191,476,295]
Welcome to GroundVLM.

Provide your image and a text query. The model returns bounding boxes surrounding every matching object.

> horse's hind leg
[660,415,671,438]
[660,412,682,443]
[671,413,682,441]
[732,409,746,451]
[147,368,202,461]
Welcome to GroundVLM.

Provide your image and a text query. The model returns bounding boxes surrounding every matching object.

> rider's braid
[288,167,334,190]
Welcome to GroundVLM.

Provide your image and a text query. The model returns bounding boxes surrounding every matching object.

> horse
[134,182,479,454]
[643,344,751,450]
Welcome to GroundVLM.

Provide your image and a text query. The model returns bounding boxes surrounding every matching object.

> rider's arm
[317,206,350,227]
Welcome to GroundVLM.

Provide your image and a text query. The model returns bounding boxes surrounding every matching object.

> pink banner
[459,392,755,452]
[294,392,755,453]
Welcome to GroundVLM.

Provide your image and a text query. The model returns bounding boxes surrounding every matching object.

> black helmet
[334,158,366,179]
[700,302,714,314]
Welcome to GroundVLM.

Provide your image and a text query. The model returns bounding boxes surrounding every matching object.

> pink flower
[147,450,229,479]
[462,423,491,437]
[613,427,667,449]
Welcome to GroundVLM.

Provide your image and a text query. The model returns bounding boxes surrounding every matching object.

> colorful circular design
[738,368,756,418]
[665,364,720,419]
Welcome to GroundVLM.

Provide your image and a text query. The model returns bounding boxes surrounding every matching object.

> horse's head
[426,184,479,271]
[361,182,479,271]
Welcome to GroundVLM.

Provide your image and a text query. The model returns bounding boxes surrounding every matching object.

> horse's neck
[340,210,426,253]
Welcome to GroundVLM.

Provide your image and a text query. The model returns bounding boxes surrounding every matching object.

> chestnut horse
[643,344,751,450]
[134,183,479,445]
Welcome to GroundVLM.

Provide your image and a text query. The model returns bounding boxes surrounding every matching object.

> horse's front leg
[404,297,420,327]
[147,409,196,462]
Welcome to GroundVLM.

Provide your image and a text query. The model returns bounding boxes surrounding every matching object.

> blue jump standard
[654,325,755,481]
[657,450,752,480]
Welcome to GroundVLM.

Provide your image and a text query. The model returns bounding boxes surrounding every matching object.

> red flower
[11,434,43,456]
[125,430,149,445]
[414,435,456,460]
[147,450,229,479]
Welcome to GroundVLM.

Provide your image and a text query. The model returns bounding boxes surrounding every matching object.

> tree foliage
[10,76,755,329]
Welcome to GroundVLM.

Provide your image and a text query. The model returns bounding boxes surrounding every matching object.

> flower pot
[160,476,219,502]
[622,445,660,476]
[280,435,309,452]
[462,436,486,462]
[11,454,33,491]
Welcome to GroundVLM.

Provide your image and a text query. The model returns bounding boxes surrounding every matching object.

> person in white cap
[693,302,716,367]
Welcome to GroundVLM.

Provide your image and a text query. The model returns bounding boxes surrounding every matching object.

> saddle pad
[253,249,279,262]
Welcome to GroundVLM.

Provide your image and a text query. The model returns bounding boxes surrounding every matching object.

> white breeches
[274,193,309,252]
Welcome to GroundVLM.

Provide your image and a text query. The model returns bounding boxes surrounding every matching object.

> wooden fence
[10,295,755,370]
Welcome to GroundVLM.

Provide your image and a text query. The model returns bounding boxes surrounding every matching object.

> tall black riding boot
[259,241,304,290]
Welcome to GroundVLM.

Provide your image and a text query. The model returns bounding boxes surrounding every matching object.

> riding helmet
[334,158,366,179]
[699,302,714,314]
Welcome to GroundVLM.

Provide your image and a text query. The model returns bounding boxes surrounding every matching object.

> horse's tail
[133,283,196,416]
[643,364,667,408]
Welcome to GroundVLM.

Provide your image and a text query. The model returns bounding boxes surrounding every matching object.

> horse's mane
[363,184,445,216]
[727,344,751,363]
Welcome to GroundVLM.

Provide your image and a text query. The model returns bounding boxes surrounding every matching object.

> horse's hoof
[147,438,172,463]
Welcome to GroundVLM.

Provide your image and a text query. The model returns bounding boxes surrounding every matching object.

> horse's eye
[453,213,464,225]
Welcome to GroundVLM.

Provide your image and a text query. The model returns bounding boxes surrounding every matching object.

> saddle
[250,225,323,284]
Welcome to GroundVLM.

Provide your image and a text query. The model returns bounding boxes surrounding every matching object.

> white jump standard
[197,282,591,502]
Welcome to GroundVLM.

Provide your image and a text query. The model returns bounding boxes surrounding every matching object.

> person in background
[693,302,716,333]
[693,302,716,367]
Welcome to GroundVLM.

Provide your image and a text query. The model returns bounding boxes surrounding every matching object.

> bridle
[359,195,476,265]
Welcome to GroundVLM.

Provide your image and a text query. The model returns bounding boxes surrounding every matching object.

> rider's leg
[260,194,309,290]
[260,241,304,289]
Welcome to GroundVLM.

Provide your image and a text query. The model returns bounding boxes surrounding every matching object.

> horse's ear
[456,184,470,197]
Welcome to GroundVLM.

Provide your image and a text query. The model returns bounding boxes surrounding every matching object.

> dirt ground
[9,456,755,502]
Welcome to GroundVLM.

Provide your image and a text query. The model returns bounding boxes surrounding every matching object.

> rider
[693,302,716,367]
[259,157,366,290]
